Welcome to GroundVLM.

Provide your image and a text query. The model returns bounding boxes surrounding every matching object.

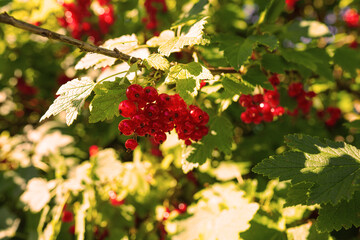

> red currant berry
[200,80,206,88]
[178,203,187,213]
[157,93,172,107]
[62,210,74,222]
[125,139,138,150]
[131,113,147,127]
[144,86,158,102]
[109,190,125,205]
[119,100,137,118]
[253,94,264,103]
[126,84,144,102]
[288,83,304,97]
[135,126,150,136]
[264,90,280,107]
[144,103,160,120]
[268,74,280,86]
[184,139,192,145]
[89,145,99,157]
[118,119,135,136]
[239,95,253,107]
[154,132,167,144]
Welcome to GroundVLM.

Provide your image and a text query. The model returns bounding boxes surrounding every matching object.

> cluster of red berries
[239,74,284,124]
[57,0,115,43]
[317,107,341,126]
[142,0,167,32]
[118,84,209,151]
[343,8,359,28]
[287,82,316,116]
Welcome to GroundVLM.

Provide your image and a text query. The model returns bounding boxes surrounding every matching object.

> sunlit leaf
[20,178,51,213]
[170,183,259,240]
[75,34,138,70]
[159,17,208,56]
[40,77,95,126]
[144,54,170,71]
[146,30,175,47]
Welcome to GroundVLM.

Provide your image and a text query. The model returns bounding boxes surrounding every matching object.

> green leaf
[222,37,253,70]
[176,78,197,104]
[258,0,285,24]
[222,75,254,95]
[143,53,170,71]
[159,17,208,56]
[243,66,273,90]
[333,46,360,78]
[241,217,286,240]
[249,34,279,51]
[171,183,259,240]
[261,54,288,74]
[220,34,279,70]
[166,62,213,84]
[281,48,333,80]
[253,134,360,205]
[89,77,130,123]
[166,62,213,103]
[40,77,95,126]
[281,49,317,72]
[285,182,313,207]
[186,116,233,164]
[316,191,360,232]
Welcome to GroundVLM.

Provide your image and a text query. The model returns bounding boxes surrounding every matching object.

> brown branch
[0,12,243,75]
[0,12,142,65]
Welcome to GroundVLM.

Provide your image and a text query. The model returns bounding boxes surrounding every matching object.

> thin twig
[0,12,142,65]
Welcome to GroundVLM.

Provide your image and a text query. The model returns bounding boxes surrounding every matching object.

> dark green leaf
[243,66,273,90]
[261,54,287,73]
[316,191,360,232]
[253,134,360,205]
[285,182,313,207]
[220,35,279,70]
[259,0,285,24]
[186,116,233,164]
[222,75,254,95]
[89,77,130,123]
